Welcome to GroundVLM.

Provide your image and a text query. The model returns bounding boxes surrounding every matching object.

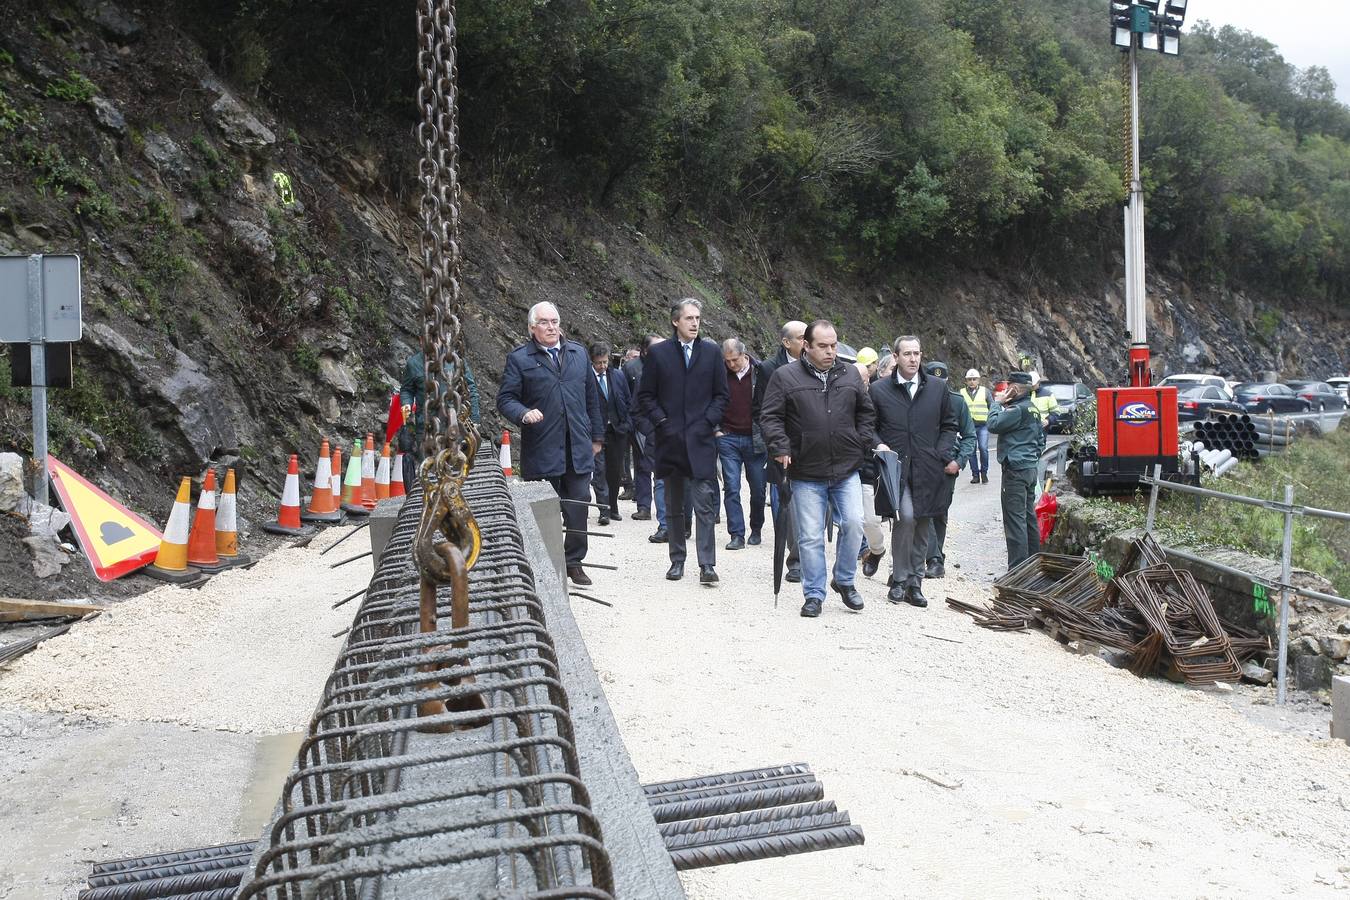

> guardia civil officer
[985,371,1046,570]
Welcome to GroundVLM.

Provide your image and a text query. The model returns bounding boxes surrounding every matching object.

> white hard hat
[965,368,980,379]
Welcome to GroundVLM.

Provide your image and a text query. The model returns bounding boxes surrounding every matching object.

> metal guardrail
[1140,465,1349,704]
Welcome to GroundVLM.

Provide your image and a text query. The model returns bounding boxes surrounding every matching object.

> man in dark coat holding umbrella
[636,298,730,584]
[496,301,605,587]
[870,335,960,607]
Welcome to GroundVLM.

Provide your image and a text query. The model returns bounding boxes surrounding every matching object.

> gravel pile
[0,526,367,733]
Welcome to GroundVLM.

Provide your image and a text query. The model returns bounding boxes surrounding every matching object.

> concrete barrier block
[1333,676,1350,744]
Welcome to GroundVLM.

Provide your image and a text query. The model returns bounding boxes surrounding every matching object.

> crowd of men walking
[482,298,1048,618]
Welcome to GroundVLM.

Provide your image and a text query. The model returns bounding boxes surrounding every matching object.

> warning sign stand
[47,455,161,581]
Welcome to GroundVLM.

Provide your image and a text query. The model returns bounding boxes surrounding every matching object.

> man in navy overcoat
[497,301,605,585]
[636,298,730,584]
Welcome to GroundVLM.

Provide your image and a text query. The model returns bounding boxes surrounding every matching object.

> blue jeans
[791,472,864,601]
[969,424,990,476]
[717,434,766,537]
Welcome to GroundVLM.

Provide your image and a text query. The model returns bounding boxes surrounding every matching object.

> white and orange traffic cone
[330,446,344,508]
[341,438,369,516]
[145,477,201,582]
[302,438,342,524]
[215,467,250,567]
[499,430,514,477]
[375,441,392,500]
[186,469,226,572]
[361,432,378,511]
[390,450,406,498]
[262,454,314,536]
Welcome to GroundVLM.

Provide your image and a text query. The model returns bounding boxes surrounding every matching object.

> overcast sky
[1192,0,1350,103]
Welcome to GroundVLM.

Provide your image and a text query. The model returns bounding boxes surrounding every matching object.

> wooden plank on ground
[0,598,107,623]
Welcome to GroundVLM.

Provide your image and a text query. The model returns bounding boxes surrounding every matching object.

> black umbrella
[768,460,792,608]
[873,449,903,520]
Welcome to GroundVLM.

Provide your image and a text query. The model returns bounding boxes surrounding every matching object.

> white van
[1328,376,1349,402]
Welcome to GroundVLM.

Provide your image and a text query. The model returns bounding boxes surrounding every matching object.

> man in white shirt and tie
[868,335,961,607]
[635,299,730,584]
[588,341,632,525]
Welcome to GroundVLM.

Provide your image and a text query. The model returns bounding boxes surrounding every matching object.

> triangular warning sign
[48,455,162,581]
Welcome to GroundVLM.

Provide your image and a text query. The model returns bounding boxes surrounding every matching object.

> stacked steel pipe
[949,535,1270,685]
[1191,414,1263,461]
[80,765,863,896]
[645,763,863,870]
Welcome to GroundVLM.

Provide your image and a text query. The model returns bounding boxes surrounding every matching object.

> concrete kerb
[1334,676,1350,744]
[368,496,405,566]
[510,479,686,899]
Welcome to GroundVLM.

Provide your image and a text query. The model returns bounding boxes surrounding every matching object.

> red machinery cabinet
[1081,385,1179,492]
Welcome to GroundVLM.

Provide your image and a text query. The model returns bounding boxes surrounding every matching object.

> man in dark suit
[588,341,633,525]
[637,298,730,584]
[624,336,661,521]
[497,301,605,586]
[870,335,960,608]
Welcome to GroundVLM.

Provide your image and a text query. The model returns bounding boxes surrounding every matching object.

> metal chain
[415,0,480,593]
[417,0,468,452]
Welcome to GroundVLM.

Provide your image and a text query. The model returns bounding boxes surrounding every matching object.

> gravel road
[572,469,1350,899]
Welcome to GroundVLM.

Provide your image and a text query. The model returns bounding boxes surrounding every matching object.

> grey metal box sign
[0,253,82,342]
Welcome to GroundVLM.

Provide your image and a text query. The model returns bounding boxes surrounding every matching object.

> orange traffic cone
[499,430,513,477]
[341,439,369,516]
[146,477,201,582]
[262,454,314,536]
[361,432,378,510]
[375,441,392,500]
[302,439,342,524]
[330,446,344,507]
[215,467,250,567]
[390,450,406,498]
[186,469,226,572]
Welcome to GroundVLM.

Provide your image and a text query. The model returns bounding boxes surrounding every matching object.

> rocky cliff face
[0,1,1346,532]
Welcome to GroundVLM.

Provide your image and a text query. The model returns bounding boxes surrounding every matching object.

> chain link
[415,0,479,584]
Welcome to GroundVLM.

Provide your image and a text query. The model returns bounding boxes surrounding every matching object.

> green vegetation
[49,367,159,461]
[188,133,240,198]
[293,342,320,374]
[1081,427,1350,596]
[44,69,97,104]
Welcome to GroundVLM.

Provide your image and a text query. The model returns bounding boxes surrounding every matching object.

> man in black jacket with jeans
[760,319,875,618]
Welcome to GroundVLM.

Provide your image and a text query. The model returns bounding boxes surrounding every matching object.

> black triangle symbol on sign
[101,521,135,545]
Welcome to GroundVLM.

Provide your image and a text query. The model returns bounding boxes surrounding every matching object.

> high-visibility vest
[962,386,991,423]
[1030,393,1059,423]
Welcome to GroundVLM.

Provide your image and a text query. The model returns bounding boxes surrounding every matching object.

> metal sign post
[1,254,82,504]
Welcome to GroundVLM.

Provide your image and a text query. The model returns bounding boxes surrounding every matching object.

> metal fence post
[1144,464,1162,534]
[1276,483,1295,705]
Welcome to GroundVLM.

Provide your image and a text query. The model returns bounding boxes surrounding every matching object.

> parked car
[1159,373,1233,400]
[1231,382,1310,414]
[1176,385,1244,422]
[1284,380,1348,412]
[1038,381,1092,433]
[1325,376,1349,403]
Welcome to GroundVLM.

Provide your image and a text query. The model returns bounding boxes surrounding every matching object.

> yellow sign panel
[48,455,162,581]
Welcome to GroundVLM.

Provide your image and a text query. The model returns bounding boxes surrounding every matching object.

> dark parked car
[1176,385,1243,422]
[1231,382,1310,414]
[1284,380,1348,412]
[1039,381,1092,434]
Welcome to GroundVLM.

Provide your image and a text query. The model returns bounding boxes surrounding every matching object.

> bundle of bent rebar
[949,535,1270,685]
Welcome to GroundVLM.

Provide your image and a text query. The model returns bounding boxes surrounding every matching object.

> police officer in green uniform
[921,361,977,578]
[986,371,1045,570]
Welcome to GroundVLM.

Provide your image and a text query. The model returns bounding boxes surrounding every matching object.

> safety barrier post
[1144,464,1162,534]
[1276,483,1295,705]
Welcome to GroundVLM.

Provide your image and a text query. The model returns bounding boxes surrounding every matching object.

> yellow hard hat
[856,347,879,366]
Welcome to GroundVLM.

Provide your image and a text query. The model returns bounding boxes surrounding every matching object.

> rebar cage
[235,448,615,899]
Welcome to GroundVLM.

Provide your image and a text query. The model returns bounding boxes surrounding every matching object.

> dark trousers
[1001,465,1039,569]
[666,474,717,567]
[632,433,655,512]
[925,475,958,564]
[620,439,633,488]
[591,429,625,513]
[543,469,591,565]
